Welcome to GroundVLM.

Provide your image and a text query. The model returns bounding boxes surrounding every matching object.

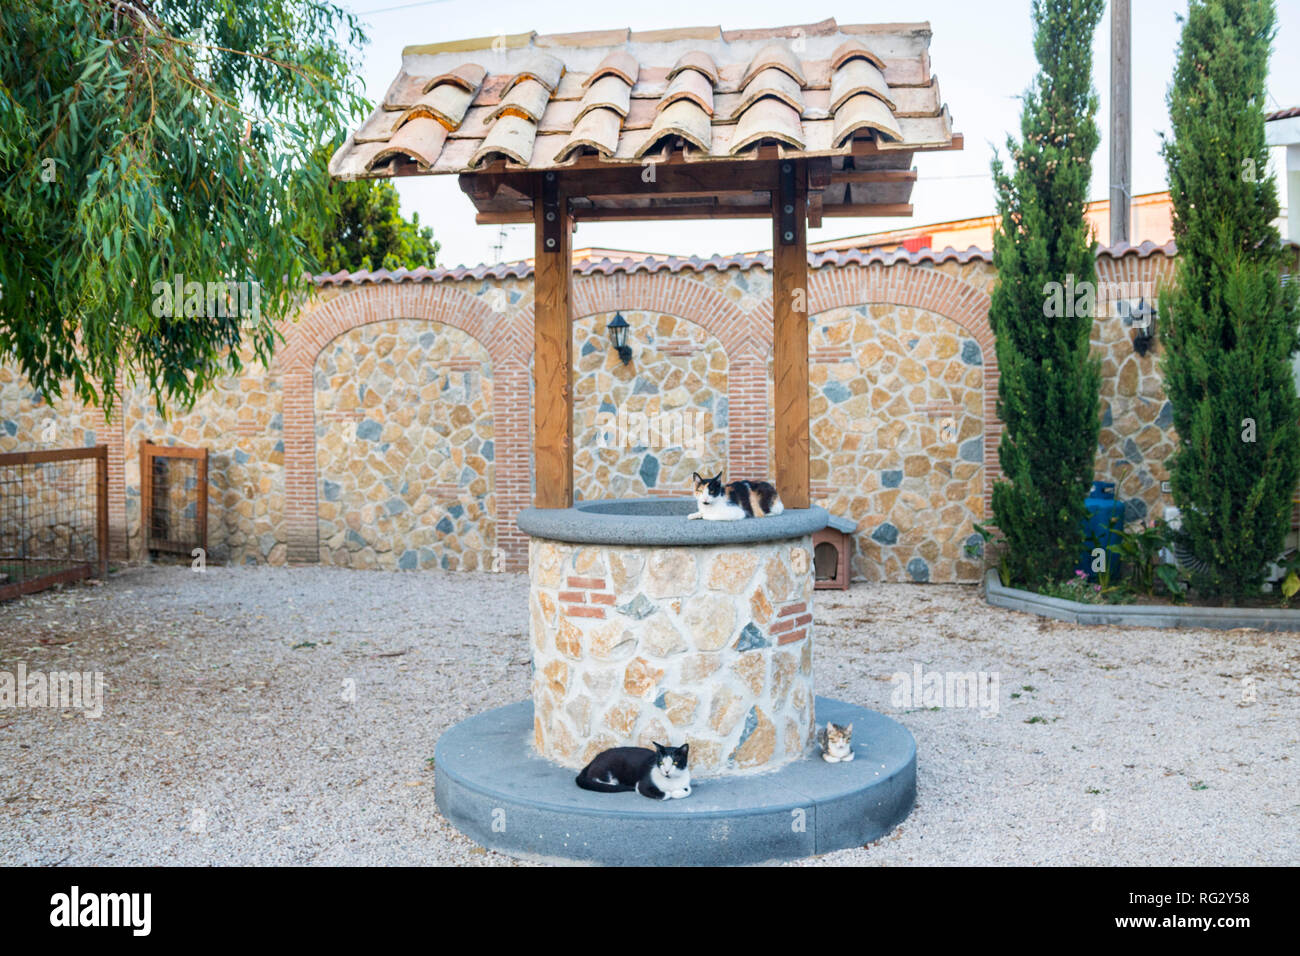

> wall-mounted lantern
[1119,298,1158,356]
[607,312,632,365]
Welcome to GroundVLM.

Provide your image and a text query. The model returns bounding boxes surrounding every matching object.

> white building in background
[1267,107,1300,244]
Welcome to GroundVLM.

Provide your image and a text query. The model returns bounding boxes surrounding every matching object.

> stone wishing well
[521,498,825,775]
[331,17,960,863]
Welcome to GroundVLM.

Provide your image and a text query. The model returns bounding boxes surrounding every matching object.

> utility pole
[1110,0,1131,246]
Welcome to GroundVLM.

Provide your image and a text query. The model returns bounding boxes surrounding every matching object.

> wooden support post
[532,171,575,508]
[139,439,153,552]
[95,445,109,577]
[772,160,810,509]
[196,448,209,557]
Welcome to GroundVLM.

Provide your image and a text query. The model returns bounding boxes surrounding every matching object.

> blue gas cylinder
[1078,481,1125,578]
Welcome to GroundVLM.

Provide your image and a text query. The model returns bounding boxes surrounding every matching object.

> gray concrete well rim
[517,496,829,546]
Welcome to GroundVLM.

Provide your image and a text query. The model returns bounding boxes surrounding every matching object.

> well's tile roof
[329,18,956,186]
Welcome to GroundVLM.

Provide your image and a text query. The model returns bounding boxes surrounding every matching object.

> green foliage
[304,145,439,274]
[1159,0,1300,599]
[1155,563,1188,602]
[1107,520,1170,595]
[988,0,1106,588]
[1038,572,1134,605]
[0,0,369,413]
[969,520,1010,585]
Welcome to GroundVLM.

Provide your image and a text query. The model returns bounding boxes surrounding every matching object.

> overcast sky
[336,0,1300,268]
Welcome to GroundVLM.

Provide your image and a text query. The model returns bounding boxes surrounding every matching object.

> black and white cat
[688,471,784,521]
[575,742,692,800]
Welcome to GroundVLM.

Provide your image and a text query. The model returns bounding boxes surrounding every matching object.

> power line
[354,0,453,16]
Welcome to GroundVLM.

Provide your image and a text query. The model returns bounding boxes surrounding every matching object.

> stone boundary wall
[0,244,1192,582]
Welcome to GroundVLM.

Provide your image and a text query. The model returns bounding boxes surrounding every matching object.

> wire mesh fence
[0,446,108,601]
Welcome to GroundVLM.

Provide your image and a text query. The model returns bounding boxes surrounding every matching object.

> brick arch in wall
[276,267,998,568]
[570,270,771,481]
[568,309,732,499]
[277,282,529,564]
[784,263,1001,512]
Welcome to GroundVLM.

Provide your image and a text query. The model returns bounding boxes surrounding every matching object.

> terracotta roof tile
[628,25,722,44]
[731,97,804,152]
[506,52,566,92]
[310,241,1185,289]
[426,63,488,92]
[668,51,719,84]
[557,107,623,161]
[372,117,448,169]
[638,99,712,156]
[486,78,552,123]
[332,17,958,217]
[585,50,639,86]
[401,80,479,129]
[659,68,715,115]
[470,113,539,167]
[830,56,894,112]
[535,28,629,49]
[740,42,806,88]
[576,74,633,120]
[834,94,902,146]
[830,38,886,72]
[353,106,404,144]
[732,67,805,118]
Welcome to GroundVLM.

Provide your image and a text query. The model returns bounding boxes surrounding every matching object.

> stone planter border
[984,569,1300,631]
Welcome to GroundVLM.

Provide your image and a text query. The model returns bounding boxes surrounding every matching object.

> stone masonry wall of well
[528,536,817,776]
[0,246,1189,582]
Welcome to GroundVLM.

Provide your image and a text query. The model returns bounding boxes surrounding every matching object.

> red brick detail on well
[778,628,808,645]
[565,605,606,619]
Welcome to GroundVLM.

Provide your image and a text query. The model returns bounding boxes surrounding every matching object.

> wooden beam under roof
[474,202,915,224]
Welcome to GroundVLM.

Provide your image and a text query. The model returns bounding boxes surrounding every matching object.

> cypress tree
[989,0,1106,587]
[1160,0,1300,599]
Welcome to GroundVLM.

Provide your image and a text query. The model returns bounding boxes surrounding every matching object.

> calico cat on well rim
[818,722,854,762]
[689,472,784,521]
[575,742,691,800]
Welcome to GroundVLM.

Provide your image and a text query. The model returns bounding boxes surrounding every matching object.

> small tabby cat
[818,722,854,762]
[688,471,784,521]
[575,742,692,800]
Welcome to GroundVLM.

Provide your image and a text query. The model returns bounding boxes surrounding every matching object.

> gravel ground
[1,564,1296,866]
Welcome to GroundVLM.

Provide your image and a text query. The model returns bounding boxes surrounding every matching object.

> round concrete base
[434,697,916,865]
